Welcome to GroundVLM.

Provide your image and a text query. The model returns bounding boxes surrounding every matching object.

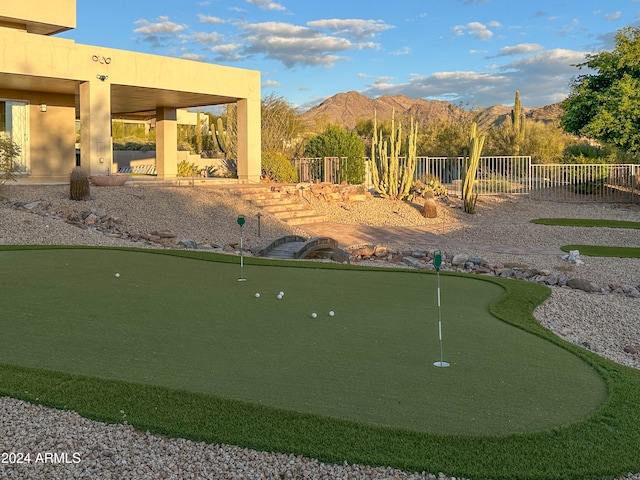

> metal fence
[295,157,342,184]
[294,156,640,202]
[413,156,531,196]
[530,163,639,202]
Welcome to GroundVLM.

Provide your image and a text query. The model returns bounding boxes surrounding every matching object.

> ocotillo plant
[370,109,418,200]
[510,90,525,155]
[462,122,485,214]
[69,166,90,201]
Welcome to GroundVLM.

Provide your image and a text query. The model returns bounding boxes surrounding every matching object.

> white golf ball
[114,273,120,278]
[255,292,260,298]
[279,291,284,296]
[311,312,317,318]
[328,310,335,317]
[277,294,283,299]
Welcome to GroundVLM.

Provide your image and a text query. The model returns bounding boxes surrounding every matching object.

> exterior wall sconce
[40,104,47,112]
[96,74,108,81]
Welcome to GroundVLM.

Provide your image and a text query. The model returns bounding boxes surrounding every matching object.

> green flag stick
[433,250,449,367]
[237,215,246,282]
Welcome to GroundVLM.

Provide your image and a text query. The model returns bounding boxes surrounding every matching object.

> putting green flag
[237,215,245,227]
[434,250,442,271]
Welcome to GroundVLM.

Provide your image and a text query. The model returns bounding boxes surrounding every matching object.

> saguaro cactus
[370,109,418,201]
[462,122,485,214]
[510,90,525,155]
[215,117,231,159]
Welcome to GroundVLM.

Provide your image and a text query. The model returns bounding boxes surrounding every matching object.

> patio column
[79,79,112,175]
[236,97,261,183]
[156,107,178,178]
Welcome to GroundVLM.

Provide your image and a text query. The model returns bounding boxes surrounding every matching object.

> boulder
[402,256,423,268]
[566,278,601,293]
[178,238,198,249]
[451,253,468,266]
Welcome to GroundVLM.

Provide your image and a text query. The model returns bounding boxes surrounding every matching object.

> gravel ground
[1,183,639,480]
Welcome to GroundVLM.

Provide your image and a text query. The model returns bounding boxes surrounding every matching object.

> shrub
[0,135,21,187]
[304,125,365,184]
[562,143,617,164]
[113,140,156,151]
[177,160,200,177]
[261,151,298,183]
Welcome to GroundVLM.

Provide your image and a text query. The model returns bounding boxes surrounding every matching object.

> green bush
[177,160,200,177]
[562,143,617,164]
[261,151,298,183]
[113,140,156,151]
[304,125,365,184]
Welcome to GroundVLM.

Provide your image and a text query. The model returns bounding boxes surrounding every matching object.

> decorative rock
[350,245,375,257]
[451,253,468,266]
[624,346,638,354]
[178,238,198,249]
[567,278,601,293]
[402,256,423,268]
[373,245,389,257]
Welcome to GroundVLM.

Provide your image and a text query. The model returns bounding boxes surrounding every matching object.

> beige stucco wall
[0,88,76,177]
[0,0,75,34]
[0,19,261,181]
[29,96,76,177]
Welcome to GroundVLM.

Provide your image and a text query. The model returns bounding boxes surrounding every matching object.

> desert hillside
[301,90,562,130]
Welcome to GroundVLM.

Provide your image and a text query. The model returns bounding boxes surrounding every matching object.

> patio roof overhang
[0,72,237,117]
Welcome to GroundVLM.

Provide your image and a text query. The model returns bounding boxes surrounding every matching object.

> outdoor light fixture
[96,74,108,81]
[39,104,47,112]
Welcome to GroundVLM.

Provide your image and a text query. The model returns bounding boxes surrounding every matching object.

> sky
[59,0,640,111]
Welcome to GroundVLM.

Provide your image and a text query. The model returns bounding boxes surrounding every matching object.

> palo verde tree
[303,125,365,184]
[561,25,640,157]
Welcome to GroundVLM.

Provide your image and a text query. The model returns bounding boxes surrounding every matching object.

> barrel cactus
[70,166,90,201]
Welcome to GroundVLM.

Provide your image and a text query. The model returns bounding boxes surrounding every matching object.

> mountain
[301,91,563,131]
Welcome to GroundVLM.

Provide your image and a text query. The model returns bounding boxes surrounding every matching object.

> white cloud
[391,47,411,56]
[193,32,224,44]
[306,19,394,40]
[362,48,591,107]
[181,53,206,61]
[495,43,544,57]
[211,43,241,54]
[604,11,622,21]
[133,16,188,48]
[197,14,226,24]
[467,22,494,40]
[238,21,378,68]
[246,0,285,11]
[134,16,186,35]
[262,79,280,87]
[453,21,497,40]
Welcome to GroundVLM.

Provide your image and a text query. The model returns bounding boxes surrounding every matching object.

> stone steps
[229,185,326,226]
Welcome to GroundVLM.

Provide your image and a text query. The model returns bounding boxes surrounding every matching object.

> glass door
[0,100,30,173]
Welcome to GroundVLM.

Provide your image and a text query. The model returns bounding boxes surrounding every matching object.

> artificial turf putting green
[0,247,605,436]
[531,218,640,229]
[561,244,640,258]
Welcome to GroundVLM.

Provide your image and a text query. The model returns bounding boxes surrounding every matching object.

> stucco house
[0,0,261,182]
